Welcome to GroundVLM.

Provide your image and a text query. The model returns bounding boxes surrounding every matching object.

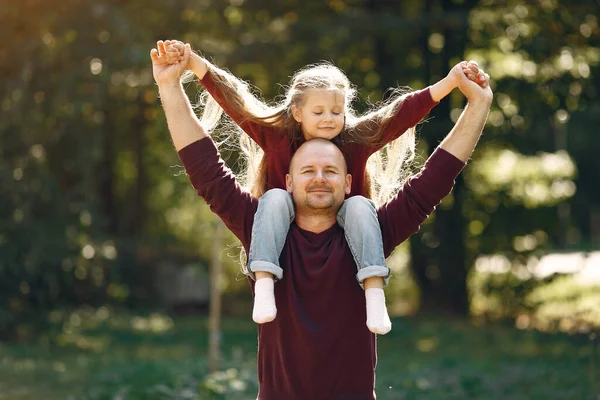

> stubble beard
[297,193,341,217]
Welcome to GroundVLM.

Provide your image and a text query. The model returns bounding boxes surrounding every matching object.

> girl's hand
[457,63,493,104]
[448,61,489,89]
[164,39,186,65]
[461,61,489,88]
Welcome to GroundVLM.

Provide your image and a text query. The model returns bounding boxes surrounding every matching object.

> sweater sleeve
[177,137,257,250]
[368,87,438,154]
[199,69,275,150]
[378,147,465,257]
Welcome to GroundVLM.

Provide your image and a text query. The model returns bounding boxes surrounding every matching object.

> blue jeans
[247,188,390,287]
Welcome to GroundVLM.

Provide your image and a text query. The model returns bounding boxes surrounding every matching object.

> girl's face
[292,89,345,141]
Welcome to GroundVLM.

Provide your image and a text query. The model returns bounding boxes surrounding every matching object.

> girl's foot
[365,287,392,334]
[252,277,277,323]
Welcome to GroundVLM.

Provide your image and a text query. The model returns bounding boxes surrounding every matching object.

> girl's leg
[337,196,392,334]
[248,189,295,323]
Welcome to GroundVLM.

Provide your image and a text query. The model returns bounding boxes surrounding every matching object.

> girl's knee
[259,189,294,215]
[344,196,376,216]
[338,196,377,227]
[260,189,289,204]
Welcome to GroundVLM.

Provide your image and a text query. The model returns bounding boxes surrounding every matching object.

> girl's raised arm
[355,61,483,153]
[165,40,274,149]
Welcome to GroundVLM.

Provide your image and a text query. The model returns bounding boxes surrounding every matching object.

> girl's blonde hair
[186,60,417,206]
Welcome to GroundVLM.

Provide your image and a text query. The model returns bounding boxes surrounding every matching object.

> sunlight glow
[468,148,577,208]
[90,58,102,75]
[574,252,600,285]
[476,251,600,283]
[81,244,95,259]
[131,313,174,333]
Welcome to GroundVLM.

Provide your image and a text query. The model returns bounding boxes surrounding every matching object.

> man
[151,41,492,399]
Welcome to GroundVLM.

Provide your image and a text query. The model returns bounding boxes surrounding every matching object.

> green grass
[0,311,597,399]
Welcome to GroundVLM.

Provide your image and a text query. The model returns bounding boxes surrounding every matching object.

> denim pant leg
[337,196,390,288]
[247,188,295,281]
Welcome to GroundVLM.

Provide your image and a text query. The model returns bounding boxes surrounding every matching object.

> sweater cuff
[199,67,217,92]
[426,147,465,179]
[423,86,440,107]
[199,75,213,90]
[177,137,217,171]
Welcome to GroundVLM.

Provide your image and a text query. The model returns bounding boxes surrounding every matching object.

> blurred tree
[460,0,599,320]
[0,0,236,338]
[1,0,599,338]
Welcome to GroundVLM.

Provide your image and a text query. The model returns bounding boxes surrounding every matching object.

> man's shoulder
[177,137,257,249]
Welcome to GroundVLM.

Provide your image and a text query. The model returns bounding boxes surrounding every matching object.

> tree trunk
[208,220,224,373]
[125,93,147,236]
[99,104,118,234]
[409,0,474,316]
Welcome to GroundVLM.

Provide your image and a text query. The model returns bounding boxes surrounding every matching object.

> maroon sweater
[200,72,438,196]
[178,137,465,399]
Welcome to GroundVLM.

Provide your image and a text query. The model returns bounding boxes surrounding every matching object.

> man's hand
[162,40,210,81]
[429,60,488,103]
[151,40,207,151]
[150,40,190,87]
[456,61,493,104]
[445,61,488,88]
[439,62,492,162]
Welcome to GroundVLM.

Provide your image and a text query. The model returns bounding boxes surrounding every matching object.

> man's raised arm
[150,41,206,150]
[379,66,492,255]
[151,40,257,249]
[439,63,493,162]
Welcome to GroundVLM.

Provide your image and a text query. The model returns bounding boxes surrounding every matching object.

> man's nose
[313,170,327,181]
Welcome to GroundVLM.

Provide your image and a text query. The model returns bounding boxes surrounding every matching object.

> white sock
[252,278,277,324]
[365,287,392,335]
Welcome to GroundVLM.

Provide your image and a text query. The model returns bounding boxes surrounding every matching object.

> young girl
[161,40,483,334]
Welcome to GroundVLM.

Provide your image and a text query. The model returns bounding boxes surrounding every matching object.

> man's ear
[345,174,352,195]
[291,104,301,123]
[286,174,293,193]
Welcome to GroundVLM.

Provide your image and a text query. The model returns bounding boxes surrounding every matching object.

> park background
[1,0,599,398]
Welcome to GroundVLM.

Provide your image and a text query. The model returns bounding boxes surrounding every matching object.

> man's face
[286,140,351,216]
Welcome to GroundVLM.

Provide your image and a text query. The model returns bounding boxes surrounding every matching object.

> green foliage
[0,311,596,399]
[464,0,600,252]
[1,0,599,334]
[470,262,600,333]
[0,0,245,338]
